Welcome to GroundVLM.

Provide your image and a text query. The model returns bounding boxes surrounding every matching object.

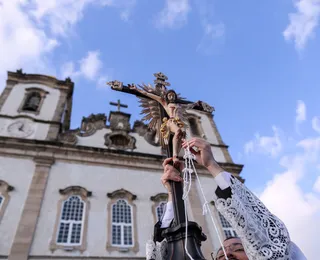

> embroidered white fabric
[146,239,168,260]
[214,174,307,260]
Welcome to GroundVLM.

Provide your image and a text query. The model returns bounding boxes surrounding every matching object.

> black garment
[153,186,232,242]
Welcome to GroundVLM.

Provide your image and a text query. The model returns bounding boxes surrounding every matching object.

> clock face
[7,120,35,138]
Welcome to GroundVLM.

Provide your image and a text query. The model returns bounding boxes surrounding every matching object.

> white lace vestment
[214,172,307,260]
[146,171,307,260]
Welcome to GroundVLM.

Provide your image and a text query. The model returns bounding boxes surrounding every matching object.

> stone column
[8,156,54,260]
[46,90,68,140]
[0,80,17,111]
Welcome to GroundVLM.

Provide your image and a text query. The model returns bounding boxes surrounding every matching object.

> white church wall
[76,129,162,156]
[1,83,60,121]
[30,161,166,257]
[0,156,35,255]
[0,117,50,140]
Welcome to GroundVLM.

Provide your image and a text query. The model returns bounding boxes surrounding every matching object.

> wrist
[168,191,173,201]
[206,162,223,178]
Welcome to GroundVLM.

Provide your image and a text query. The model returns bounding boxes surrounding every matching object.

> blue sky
[1,0,320,258]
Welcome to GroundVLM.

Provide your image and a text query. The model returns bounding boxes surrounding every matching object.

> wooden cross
[109,99,128,112]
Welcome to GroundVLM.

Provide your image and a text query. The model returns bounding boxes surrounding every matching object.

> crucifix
[109,99,128,112]
[107,73,207,260]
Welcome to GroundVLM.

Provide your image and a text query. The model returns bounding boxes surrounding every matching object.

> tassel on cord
[182,145,229,260]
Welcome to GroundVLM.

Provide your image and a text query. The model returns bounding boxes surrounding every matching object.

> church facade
[0,70,243,260]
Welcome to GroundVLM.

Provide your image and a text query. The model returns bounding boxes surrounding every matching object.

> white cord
[183,145,229,260]
[182,159,194,260]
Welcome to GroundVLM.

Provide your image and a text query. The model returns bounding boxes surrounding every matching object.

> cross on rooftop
[109,99,128,112]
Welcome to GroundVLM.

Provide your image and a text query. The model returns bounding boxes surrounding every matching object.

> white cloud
[155,0,190,29]
[196,22,225,55]
[0,0,59,85]
[259,139,320,260]
[312,116,320,133]
[0,0,133,92]
[245,103,320,259]
[97,75,111,90]
[61,50,103,81]
[61,51,112,89]
[79,51,103,80]
[244,126,283,157]
[283,0,320,50]
[100,0,136,22]
[314,176,320,193]
[195,1,225,55]
[296,100,306,122]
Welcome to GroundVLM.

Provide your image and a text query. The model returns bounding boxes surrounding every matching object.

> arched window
[50,186,91,252]
[106,189,138,252]
[18,87,48,115]
[150,193,168,223]
[218,212,237,238]
[0,195,4,211]
[188,115,205,138]
[57,195,85,245]
[156,201,166,221]
[22,92,41,112]
[111,199,133,246]
[189,117,200,136]
[0,180,14,224]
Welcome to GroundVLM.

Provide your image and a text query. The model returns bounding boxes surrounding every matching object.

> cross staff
[109,99,128,112]
[107,73,207,260]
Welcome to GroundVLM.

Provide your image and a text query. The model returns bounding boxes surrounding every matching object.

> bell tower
[0,69,74,141]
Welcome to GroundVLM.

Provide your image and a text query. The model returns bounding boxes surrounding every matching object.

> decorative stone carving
[109,111,130,132]
[133,120,148,136]
[58,130,78,145]
[0,180,14,192]
[107,188,137,201]
[65,77,72,84]
[59,186,92,197]
[104,131,136,151]
[150,193,168,202]
[16,69,25,76]
[187,100,215,113]
[133,120,160,146]
[79,113,107,137]
[107,80,123,90]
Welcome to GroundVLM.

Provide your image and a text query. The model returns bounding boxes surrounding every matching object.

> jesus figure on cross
[129,84,187,166]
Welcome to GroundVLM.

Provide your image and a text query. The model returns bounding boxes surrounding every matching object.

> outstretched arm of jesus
[157,138,306,260]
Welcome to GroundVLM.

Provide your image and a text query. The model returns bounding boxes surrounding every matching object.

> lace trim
[146,239,168,260]
[214,176,292,260]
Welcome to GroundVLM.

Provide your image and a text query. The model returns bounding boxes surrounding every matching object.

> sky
[0,0,320,258]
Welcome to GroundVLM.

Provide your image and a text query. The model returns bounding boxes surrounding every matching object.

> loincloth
[160,117,185,144]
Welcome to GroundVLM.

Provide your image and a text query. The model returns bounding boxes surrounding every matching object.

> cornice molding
[0,136,244,177]
[7,70,74,96]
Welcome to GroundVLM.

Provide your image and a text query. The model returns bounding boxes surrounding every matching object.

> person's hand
[161,158,183,193]
[182,137,223,177]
